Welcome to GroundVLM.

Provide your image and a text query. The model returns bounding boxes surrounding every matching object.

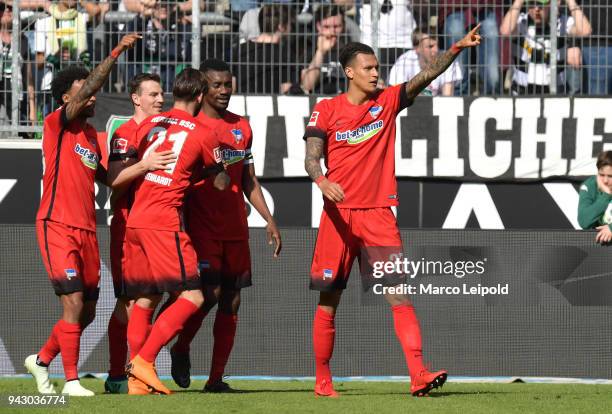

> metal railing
[0,0,606,136]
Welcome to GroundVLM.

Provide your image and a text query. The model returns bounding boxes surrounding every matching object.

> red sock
[392,304,425,380]
[155,296,175,321]
[173,308,208,354]
[107,313,128,377]
[208,312,238,383]
[127,304,154,360]
[139,298,199,363]
[38,322,61,365]
[313,306,335,384]
[56,320,82,381]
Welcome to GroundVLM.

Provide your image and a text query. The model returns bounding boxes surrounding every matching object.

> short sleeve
[565,15,575,35]
[388,62,402,85]
[44,107,68,132]
[243,121,254,165]
[303,100,330,141]
[442,60,463,84]
[109,130,138,162]
[380,83,410,113]
[34,18,47,54]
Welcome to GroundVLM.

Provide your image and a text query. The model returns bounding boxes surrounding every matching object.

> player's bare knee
[180,289,204,308]
[80,300,97,327]
[219,288,240,314]
[60,292,84,321]
[318,290,342,314]
[136,295,161,310]
[112,298,130,323]
[384,292,411,307]
[80,310,96,328]
[204,285,220,302]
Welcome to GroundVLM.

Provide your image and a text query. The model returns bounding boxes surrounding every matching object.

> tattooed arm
[64,33,141,122]
[305,136,325,182]
[405,24,482,103]
[305,136,344,203]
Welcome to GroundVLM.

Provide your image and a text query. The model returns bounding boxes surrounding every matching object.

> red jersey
[126,108,222,232]
[186,111,253,241]
[108,118,140,226]
[36,107,102,231]
[303,84,409,209]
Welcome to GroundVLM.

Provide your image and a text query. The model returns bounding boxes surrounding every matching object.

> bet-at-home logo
[221,149,247,165]
[335,120,384,145]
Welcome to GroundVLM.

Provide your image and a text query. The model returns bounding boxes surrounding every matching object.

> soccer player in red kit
[24,33,141,397]
[123,68,229,395]
[168,59,282,392]
[104,73,173,394]
[304,28,481,397]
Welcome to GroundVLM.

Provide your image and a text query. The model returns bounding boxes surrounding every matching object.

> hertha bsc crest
[231,129,243,143]
[369,105,383,119]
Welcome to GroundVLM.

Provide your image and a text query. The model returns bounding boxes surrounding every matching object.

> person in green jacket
[578,150,612,243]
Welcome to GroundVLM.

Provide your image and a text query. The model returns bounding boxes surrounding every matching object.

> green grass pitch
[1,379,611,413]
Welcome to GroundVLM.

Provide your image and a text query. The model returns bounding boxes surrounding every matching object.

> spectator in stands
[122,0,158,14]
[79,0,109,19]
[231,0,259,35]
[231,3,300,94]
[0,2,35,134]
[439,0,502,94]
[580,1,612,95]
[359,0,417,83]
[500,0,591,95]
[578,150,612,244]
[387,27,462,96]
[301,4,354,94]
[35,1,90,71]
[126,1,190,90]
[34,0,90,116]
[0,0,51,11]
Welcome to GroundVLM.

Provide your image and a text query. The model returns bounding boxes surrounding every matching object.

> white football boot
[61,380,95,397]
[24,354,57,394]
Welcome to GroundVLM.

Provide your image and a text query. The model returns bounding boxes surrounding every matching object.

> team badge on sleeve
[308,111,320,127]
[111,138,128,154]
[213,147,222,163]
[231,129,243,143]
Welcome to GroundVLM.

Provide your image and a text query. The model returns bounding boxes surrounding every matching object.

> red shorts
[109,216,127,298]
[192,238,252,289]
[310,207,402,291]
[123,228,200,297]
[36,220,100,300]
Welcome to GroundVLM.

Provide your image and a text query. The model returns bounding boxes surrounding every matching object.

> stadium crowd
[0,0,610,132]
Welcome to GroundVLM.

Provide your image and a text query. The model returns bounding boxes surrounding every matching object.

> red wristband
[314,176,325,185]
[450,43,462,55]
[110,47,121,59]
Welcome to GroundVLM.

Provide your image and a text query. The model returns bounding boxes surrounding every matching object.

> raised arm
[567,0,592,37]
[500,0,524,36]
[404,24,481,103]
[64,33,141,122]
[301,35,337,93]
